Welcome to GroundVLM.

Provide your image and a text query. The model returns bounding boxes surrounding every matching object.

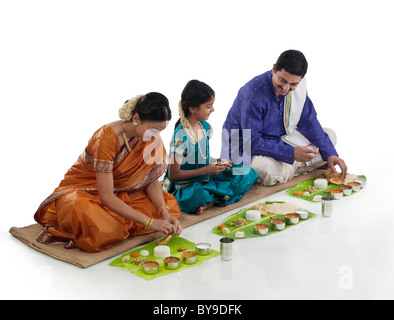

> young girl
[162,80,258,214]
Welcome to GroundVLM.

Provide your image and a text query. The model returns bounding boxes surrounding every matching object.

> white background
[1,0,393,300]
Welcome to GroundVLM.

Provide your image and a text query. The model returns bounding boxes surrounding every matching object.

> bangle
[144,217,154,230]
[158,204,170,215]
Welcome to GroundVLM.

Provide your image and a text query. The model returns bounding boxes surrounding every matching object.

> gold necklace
[196,122,208,160]
[123,122,132,152]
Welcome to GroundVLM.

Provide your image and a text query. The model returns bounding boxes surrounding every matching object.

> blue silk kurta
[221,71,338,165]
[162,120,258,213]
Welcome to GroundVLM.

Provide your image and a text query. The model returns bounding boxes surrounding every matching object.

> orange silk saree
[34,125,181,253]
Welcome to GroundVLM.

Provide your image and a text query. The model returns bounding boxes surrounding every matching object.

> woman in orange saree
[34,93,182,253]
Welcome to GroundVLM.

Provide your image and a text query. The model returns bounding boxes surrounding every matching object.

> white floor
[2,170,393,300]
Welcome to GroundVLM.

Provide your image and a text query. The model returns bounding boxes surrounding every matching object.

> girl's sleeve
[170,127,188,157]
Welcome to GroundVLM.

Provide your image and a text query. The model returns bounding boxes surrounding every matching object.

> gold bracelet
[144,217,154,230]
[158,204,170,215]
[146,218,154,230]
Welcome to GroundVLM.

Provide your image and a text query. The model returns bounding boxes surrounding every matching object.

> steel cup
[143,261,159,274]
[163,256,180,270]
[181,251,197,264]
[321,196,334,217]
[295,208,309,220]
[220,237,234,261]
[195,242,211,255]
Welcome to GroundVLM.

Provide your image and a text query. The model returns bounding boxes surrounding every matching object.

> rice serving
[154,245,171,258]
[314,178,328,188]
[245,210,261,221]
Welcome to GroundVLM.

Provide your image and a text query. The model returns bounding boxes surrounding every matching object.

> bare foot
[196,202,214,215]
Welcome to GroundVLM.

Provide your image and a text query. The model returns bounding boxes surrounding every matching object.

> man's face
[271,65,302,97]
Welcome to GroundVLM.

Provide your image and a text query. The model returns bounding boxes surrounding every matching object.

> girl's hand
[221,159,232,170]
[204,163,226,176]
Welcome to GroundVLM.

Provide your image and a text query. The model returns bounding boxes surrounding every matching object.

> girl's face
[190,96,215,121]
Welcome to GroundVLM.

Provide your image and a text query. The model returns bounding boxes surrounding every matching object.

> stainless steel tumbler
[220,237,234,261]
[321,196,334,217]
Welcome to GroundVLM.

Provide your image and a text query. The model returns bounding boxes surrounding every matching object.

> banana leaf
[109,236,219,280]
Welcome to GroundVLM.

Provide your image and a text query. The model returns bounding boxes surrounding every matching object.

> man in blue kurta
[221,50,347,185]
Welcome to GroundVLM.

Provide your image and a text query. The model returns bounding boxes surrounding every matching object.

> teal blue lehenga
[162,120,258,213]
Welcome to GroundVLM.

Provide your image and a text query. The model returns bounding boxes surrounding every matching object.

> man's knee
[323,127,337,146]
[251,156,293,186]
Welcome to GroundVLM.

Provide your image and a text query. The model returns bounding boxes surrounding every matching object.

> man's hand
[294,146,318,162]
[327,155,348,177]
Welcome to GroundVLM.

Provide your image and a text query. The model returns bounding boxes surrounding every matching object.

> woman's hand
[144,180,183,235]
[151,218,181,235]
[161,209,183,235]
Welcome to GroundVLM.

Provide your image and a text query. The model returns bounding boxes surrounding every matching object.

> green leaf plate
[286,174,367,202]
[212,201,316,239]
[109,236,219,280]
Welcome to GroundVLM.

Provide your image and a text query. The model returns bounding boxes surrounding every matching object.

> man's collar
[267,71,281,102]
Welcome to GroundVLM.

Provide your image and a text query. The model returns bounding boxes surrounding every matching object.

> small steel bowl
[143,261,159,274]
[285,213,300,225]
[339,185,352,196]
[270,218,286,231]
[348,181,361,192]
[354,178,366,188]
[195,242,211,256]
[253,224,269,235]
[181,251,197,264]
[295,208,309,220]
[331,189,343,200]
[163,256,180,270]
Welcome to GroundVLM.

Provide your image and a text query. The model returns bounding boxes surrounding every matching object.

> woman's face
[134,115,169,142]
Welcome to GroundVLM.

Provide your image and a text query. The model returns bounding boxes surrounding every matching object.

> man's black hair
[275,50,308,78]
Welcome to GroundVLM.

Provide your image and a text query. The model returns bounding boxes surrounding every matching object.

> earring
[133,121,138,127]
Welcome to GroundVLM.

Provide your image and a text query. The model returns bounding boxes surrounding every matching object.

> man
[221,49,347,185]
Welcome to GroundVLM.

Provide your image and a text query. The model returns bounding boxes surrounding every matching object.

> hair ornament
[119,95,144,121]
[178,100,197,144]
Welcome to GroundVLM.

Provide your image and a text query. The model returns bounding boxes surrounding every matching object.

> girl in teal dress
[162,80,258,214]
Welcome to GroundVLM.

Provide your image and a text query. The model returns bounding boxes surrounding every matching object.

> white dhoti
[251,127,337,186]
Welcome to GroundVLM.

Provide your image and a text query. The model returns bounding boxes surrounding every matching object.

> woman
[34,92,182,253]
[162,80,258,214]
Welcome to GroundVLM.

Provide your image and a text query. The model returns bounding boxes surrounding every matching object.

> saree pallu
[34,125,181,253]
[162,121,258,213]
